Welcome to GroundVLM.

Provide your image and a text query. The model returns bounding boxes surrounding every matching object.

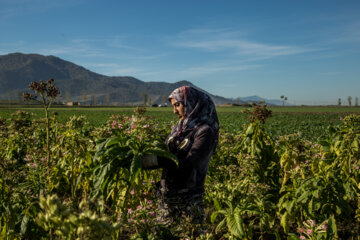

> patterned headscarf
[168,86,219,148]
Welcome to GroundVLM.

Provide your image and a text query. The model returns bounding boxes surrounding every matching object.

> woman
[142,86,219,225]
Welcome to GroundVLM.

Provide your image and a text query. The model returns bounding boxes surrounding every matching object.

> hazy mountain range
[239,95,291,106]
[0,53,283,106]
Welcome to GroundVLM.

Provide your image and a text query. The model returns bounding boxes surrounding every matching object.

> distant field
[1,105,360,141]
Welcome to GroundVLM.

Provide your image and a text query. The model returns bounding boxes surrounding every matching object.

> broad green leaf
[280,212,289,233]
[130,154,142,175]
[327,215,337,239]
[146,149,177,163]
[104,137,122,148]
[20,214,30,236]
[226,207,244,238]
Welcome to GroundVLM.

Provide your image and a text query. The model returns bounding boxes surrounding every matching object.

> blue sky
[1,0,360,105]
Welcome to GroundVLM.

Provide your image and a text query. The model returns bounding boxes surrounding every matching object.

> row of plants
[0,80,359,239]
[1,106,352,142]
[207,107,360,239]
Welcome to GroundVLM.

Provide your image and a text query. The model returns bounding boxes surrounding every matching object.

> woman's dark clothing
[164,123,216,193]
[156,86,219,225]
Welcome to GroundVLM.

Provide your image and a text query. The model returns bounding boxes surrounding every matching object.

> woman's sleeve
[179,125,216,169]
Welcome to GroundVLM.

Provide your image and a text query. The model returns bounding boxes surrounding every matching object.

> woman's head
[170,98,185,120]
[168,86,219,137]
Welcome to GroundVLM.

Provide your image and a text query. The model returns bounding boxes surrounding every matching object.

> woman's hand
[141,154,158,169]
[141,154,177,171]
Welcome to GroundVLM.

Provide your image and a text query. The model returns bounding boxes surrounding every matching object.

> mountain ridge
[0,53,234,105]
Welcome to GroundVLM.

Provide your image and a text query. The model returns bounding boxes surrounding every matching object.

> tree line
[338,96,359,107]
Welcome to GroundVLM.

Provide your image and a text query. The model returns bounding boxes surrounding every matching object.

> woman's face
[170,98,185,120]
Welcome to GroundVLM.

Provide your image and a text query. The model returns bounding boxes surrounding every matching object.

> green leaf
[246,124,254,135]
[95,138,107,151]
[75,171,83,191]
[335,205,341,215]
[313,189,319,198]
[20,214,30,235]
[104,137,121,148]
[92,160,114,197]
[321,203,331,214]
[146,149,177,163]
[215,218,226,234]
[327,215,337,239]
[224,207,244,238]
[129,154,142,186]
[280,212,289,233]
[308,198,313,216]
[130,154,142,175]
[213,198,222,211]
[351,139,359,151]
[297,191,310,203]
[211,211,220,224]
[0,218,7,239]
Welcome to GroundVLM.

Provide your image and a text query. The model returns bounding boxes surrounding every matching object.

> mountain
[0,53,233,105]
[240,95,292,106]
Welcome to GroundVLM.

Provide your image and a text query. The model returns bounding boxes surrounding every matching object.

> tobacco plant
[91,108,176,217]
[1,95,360,239]
[24,78,60,165]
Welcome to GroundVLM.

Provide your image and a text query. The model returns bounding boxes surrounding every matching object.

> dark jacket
[163,123,216,194]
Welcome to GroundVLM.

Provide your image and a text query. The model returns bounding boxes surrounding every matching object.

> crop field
[1,103,360,239]
[1,104,360,140]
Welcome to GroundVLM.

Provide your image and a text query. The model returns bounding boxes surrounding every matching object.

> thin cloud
[335,20,360,43]
[70,37,137,51]
[81,63,154,77]
[171,28,315,59]
[104,67,144,76]
[179,64,259,77]
[68,37,165,59]
[37,45,106,58]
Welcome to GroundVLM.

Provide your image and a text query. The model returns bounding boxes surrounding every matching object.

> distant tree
[348,96,352,107]
[81,90,87,104]
[280,95,288,106]
[235,97,241,104]
[162,95,167,104]
[8,90,14,103]
[142,93,148,106]
[148,96,152,106]
[94,95,98,106]
[17,91,23,103]
[338,98,342,106]
[355,97,359,107]
[65,92,70,103]
[105,93,110,105]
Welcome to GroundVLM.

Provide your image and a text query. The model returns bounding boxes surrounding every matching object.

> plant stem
[41,93,53,167]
